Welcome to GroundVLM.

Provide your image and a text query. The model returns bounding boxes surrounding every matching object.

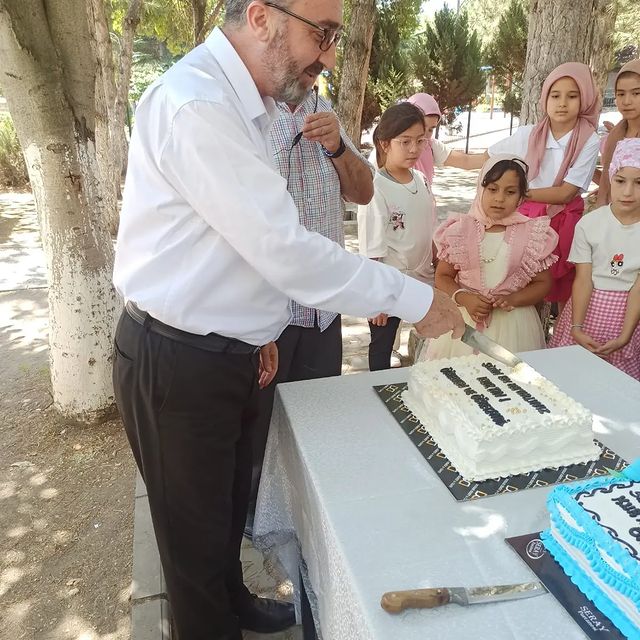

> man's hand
[302,111,341,154]
[414,288,465,340]
[258,341,278,389]
[369,313,388,326]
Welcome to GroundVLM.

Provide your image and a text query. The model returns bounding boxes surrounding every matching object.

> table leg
[300,569,318,640]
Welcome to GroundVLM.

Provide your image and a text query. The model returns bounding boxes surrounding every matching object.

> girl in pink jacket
[426,155,558,359]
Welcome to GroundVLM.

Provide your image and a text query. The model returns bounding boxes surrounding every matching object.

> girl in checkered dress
[550,138,640,380]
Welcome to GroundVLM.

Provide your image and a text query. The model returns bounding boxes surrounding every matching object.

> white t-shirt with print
[488,124,599,191]
[357,169,437,284]
[569,205,640,290]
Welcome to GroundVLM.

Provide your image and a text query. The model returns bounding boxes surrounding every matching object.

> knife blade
[460,323,523,369]
[380,581,546,613]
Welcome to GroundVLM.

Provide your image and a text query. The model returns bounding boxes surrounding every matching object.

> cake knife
[460,323,523,369]
[381,581,547,613]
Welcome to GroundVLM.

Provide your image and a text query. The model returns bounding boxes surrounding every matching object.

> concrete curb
[131,472,172,640]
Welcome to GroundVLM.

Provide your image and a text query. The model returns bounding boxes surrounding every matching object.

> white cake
[402,355,600,481]
[542,476,640,638]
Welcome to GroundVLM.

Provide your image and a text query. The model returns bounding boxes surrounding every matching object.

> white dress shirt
[114,28,432,345]
[488,124,599,191]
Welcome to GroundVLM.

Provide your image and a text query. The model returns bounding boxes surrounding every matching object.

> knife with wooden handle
[381,581,546,613]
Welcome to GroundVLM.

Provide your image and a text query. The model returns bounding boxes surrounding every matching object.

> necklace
[480,236,503,263]
[382,168,418,194]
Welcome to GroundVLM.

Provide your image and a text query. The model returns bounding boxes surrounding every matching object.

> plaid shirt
[269,93,371,330]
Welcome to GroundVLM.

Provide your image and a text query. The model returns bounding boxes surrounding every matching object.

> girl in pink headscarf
[549,138,640,380]
[368,93,485,185]
[426,155,558,359]
[596,59,640,206]
[488,63,601,312]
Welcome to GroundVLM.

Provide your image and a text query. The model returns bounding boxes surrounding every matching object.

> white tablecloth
[254,346,640,640]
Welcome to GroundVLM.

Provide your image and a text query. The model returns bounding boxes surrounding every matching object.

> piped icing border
[541,531,639,639]
[576,481,640,560]
[541,476,640,636]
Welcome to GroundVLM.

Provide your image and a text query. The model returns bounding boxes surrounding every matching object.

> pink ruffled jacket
[435,214,559,300]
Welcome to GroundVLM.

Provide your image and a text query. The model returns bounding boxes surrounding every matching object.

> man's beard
[265,30,322,104]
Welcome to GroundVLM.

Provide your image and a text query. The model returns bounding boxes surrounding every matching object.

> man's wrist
[323,137,346,158]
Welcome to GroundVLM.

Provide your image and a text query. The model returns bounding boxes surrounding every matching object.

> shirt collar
[277,90,317,116]
[205,27,277,132]
[545,128,573,150]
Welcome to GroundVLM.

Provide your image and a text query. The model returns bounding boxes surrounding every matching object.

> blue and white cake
[542,470,640,638]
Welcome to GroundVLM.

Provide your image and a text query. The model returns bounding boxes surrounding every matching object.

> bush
[0,114,29,189]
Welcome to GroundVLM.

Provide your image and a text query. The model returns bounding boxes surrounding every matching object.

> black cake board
[374,383,628,502]
[506,532,626,640]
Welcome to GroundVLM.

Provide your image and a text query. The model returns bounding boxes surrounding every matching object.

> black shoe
[236,595,295,633]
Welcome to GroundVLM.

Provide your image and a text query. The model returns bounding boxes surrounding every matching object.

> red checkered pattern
[270,94,370,330]
[549,289,640,380]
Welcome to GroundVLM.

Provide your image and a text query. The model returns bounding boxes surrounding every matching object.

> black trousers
[113,310,258,640]
[249,316,342,510]
[368,316,402,371]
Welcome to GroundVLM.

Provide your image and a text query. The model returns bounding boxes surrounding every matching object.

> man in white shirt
[112,2,464,638]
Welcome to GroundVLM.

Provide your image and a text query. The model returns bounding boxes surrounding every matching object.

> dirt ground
[0,193,135,640]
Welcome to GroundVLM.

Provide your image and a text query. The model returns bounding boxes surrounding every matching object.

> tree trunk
[336,0,376,147]
[521,0,617,124]
[88,0,120,234]
[113,0,145,180]
[0,0,121,424]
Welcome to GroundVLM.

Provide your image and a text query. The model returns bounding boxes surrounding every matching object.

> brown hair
[372,102,425,168]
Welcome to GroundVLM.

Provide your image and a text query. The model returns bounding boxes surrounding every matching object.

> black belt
[125,301,261,355]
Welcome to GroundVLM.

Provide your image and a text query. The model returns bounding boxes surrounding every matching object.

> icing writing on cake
[476,376,511,402]
[481,362,551,415]
[440,367,509,426]
[612,490,640,542]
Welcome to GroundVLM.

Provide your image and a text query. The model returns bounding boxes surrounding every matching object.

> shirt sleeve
[340,125,375,175]
[431,139,451,166]
[160,100,432,323]
[567,219,593,264]
[357,178,389,259]
[488,126,529,157]
[564,132,600,191]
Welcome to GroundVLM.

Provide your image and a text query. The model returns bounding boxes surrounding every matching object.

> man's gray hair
[224,0,292,26]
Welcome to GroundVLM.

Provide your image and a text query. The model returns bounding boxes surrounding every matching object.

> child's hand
[492,294,516,312]
[571,327,602,353]
[460,292,493,320]
[369,313,389,327]
[595,336,628,357]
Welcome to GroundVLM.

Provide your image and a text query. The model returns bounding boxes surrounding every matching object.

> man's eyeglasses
[264,2,343,51]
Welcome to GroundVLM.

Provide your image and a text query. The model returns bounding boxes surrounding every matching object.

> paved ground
[0,164,478,640]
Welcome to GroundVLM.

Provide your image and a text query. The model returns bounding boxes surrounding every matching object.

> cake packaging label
[507,532,626,639]
[374,383,627,502]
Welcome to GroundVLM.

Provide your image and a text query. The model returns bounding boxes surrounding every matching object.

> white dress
[426,232,546,359]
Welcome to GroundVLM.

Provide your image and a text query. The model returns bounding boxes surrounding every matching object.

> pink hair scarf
[609,137,640,179]
[597,59,640,205]
[468,155,530,229]
[407,93,442,184]
[524,62,600,187]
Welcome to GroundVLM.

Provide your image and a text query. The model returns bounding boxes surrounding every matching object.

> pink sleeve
[538,221,559,268]
[433,215,463,263]
[526,219,559,273]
